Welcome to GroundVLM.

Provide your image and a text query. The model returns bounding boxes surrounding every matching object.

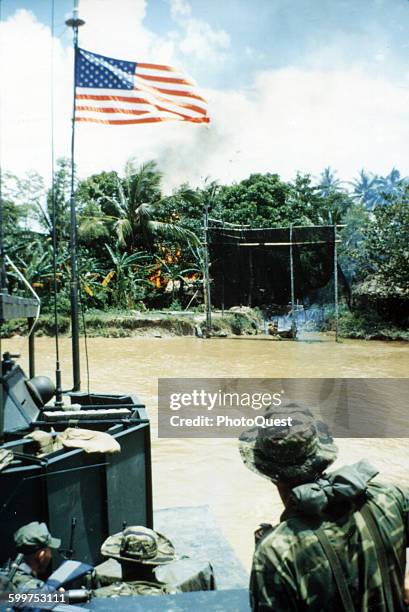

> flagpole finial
[65,1,85,28]
[65,15,85,28]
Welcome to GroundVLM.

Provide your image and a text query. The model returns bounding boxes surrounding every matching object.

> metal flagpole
[0,168,6,299]
[0,0,6,299]
[334,225,339,342]
[0,0,7,442]
[66,1,85,391]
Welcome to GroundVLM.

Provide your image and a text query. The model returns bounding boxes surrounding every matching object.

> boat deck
[85,587,250,611]
[87,505,250,611]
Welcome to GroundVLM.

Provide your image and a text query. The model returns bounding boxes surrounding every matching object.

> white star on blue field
[77,49,136,89]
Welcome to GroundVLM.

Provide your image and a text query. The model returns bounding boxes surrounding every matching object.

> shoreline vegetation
[4,160,408,340]
[2,307,408,341]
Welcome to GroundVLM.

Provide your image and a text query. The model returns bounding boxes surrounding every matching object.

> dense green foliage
[2,159,408,333]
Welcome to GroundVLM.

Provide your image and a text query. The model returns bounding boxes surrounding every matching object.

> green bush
[337,308,409,341]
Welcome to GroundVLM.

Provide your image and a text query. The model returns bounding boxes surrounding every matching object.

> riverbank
[0,308,261,339]
[1,307,407,341]
[334,309,409,342]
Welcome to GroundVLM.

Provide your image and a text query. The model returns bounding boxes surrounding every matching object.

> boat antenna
[65,0,85,392]
[0,0,7,300]
[0,0,6,442]
[49,0,63,407]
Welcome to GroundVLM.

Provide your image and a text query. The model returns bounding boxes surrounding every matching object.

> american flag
[75,48,210,125]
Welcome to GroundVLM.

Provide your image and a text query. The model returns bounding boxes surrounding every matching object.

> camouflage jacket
[92,580,172,597]
[9,562,47,592]
[250,471,409,611]
[92,558,215,598]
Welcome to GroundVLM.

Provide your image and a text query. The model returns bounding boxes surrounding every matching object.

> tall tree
[79,160,200,252]
[350,169,381,210]
[376,168,406,203]
[318,167,343,198]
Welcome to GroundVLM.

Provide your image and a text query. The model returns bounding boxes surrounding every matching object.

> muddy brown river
[3,333,409,570]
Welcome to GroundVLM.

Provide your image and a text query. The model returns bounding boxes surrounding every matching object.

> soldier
[9,522,61,592]
[239,403,409,611]
[93,525,215,597]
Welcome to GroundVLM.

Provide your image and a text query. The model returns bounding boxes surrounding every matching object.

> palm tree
[80,160,201,252]
[318,167,343,197]
[349,170,381,210]
[376,168,406,203]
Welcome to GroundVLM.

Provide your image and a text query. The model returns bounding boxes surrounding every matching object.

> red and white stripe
[75,62,210,125]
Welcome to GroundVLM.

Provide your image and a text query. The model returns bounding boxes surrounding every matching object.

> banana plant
[105,244,152,306]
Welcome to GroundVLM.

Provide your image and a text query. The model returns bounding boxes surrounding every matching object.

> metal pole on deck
[203,203,212,333]
[66,1,85,390]
[0,194,6,296]
[334,225,339,342]
[289,225,296,337]
[28,318,35,378]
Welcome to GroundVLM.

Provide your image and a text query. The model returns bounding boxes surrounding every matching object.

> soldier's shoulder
[11,569,45,591]
[254,519,317,567]
[367,480,409,510]
[0,571,15,593]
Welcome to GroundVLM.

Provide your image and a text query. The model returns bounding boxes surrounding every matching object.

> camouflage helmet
[239,403,338,485]
[101,526,176,565]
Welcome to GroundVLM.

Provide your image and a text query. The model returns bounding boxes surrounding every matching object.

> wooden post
[203,203,212,333]
[221,268,225,316]
[334,225,339,342]
[248,249,253,307]
[289,225,295,336]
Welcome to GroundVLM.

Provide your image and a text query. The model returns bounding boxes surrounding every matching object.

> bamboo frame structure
[204,222,342,342]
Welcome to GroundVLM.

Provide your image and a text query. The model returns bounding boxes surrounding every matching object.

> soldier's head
[14,522,61,577]
[238,403,338,504]
[101,526,176,581]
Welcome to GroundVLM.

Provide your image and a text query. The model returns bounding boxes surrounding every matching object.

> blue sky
[5,0,409,86]
[2,0,409,188]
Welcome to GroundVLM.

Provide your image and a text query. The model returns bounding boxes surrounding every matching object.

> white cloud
[169,0,230,63]
[0,9,72,183]
[2,2,409,196]
[177,19,230,62]
[195,67,409,186]
[79,0,175,62]
[170,0,192,19]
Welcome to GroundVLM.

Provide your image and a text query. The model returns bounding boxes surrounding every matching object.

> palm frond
[115,218,133,247]
[105,244,118,266]
[148,220,201,247]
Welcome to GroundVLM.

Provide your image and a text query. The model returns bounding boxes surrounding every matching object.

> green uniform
[9,562,46,592]
[250,480,409,611]
[93,580,171,597]
[94,526,215,598]
[8,522,61,594]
